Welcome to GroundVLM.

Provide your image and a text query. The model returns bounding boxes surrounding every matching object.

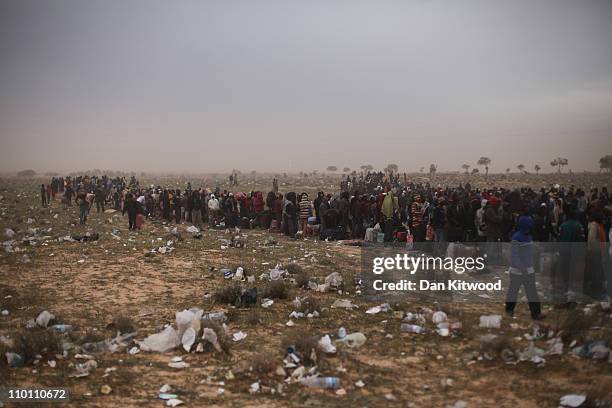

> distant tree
[505,168,511,174]
[326,166,338,172]
[17,169,36,177]
[517,164,525,173]
[385,163,399,173]
[429,164,437,174]
[343,167,350,173]
[599,155,612,173]
[471,168,479,175]
[550,157,568,173]
[44,172,59,177]
[477,157,491,177]
[419,167,424,173]
[534,164,541,174]
[360,164,374,172]
[461,164,470,174]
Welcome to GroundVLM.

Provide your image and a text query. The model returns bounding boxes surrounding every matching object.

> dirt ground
[1,174,611,408]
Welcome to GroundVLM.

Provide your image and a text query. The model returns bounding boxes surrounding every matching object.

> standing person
[410,195,425,242]
[64,184,74,206]
[76,189,89,225]
[94,185,105,213]
[123,193,139,231]
[485,196,503,263]
[585,211,607,300]
[298,193,312,232]
[313,192,324,225]
[505,216,543,320]
[45,184,52,204]
[431,197,447,255]
[318,194,331,232]
[208,194,220,227]
[191,191,203,229]
[283,192,297,237]
[40,184,47,207]
[557,205,586,307]
[272,178,279,194]
[162,190,171,221]
[252,191,265,227]
[50,178,58,200]
[338,191,350,237]
[382,190,399,242]
[173,190,182,224]
[475,199,487,241]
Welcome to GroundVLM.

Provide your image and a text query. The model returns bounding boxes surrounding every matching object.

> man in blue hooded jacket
[505,215,544,320]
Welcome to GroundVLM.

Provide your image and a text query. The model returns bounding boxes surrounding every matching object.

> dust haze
[1,0,611,174]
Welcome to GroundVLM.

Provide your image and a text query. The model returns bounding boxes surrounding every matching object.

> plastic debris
[232,331,247,342]
[166,398,184,407]
[479,315,502,329]
[331,299,358,309]
[35,310,55,328]
[138,326,180,352]
[432,311,448,324]
[559,394,586,407]
[300,376,341,389]
[318,335,337,354]
[401,324,426,334]
[182,327,197,352]
[202,328,222,353]
[337,332,366,348]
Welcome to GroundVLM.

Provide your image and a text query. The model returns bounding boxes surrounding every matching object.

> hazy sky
[1,0,611,174]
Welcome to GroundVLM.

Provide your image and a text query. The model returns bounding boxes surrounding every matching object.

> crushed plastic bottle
[202,312,227,322]
[400,323,426,334]
[51,324,73,333]
[300,376,341,389]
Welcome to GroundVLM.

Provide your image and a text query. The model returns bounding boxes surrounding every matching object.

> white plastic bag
[138,326,180,352]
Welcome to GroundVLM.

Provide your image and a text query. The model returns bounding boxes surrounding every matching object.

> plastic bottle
[202,312,227,322]
[300,376,341,389]
[400,323,426,334]
[338,327,347,339]
[51,324,73,333]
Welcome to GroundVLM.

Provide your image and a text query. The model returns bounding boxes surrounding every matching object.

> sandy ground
[1,175,611,408]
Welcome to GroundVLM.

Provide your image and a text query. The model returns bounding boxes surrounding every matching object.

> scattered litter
[166,398,184,407]
[331,299,358,309]
[35,310,55,328]
[337,332,366,348]
[318,335,337,354]
[232,331,247,342]
[559,394,586,407]
[138,326,180,352]
[479,315,502,329]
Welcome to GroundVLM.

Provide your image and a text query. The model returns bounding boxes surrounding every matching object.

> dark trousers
[505,272,541,318]
[128,212,137,230]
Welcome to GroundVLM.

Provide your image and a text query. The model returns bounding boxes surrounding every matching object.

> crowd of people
[40,172,611,245]
[41,171,611,307]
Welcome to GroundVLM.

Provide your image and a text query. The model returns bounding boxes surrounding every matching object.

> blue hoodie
[510,216,534,272]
